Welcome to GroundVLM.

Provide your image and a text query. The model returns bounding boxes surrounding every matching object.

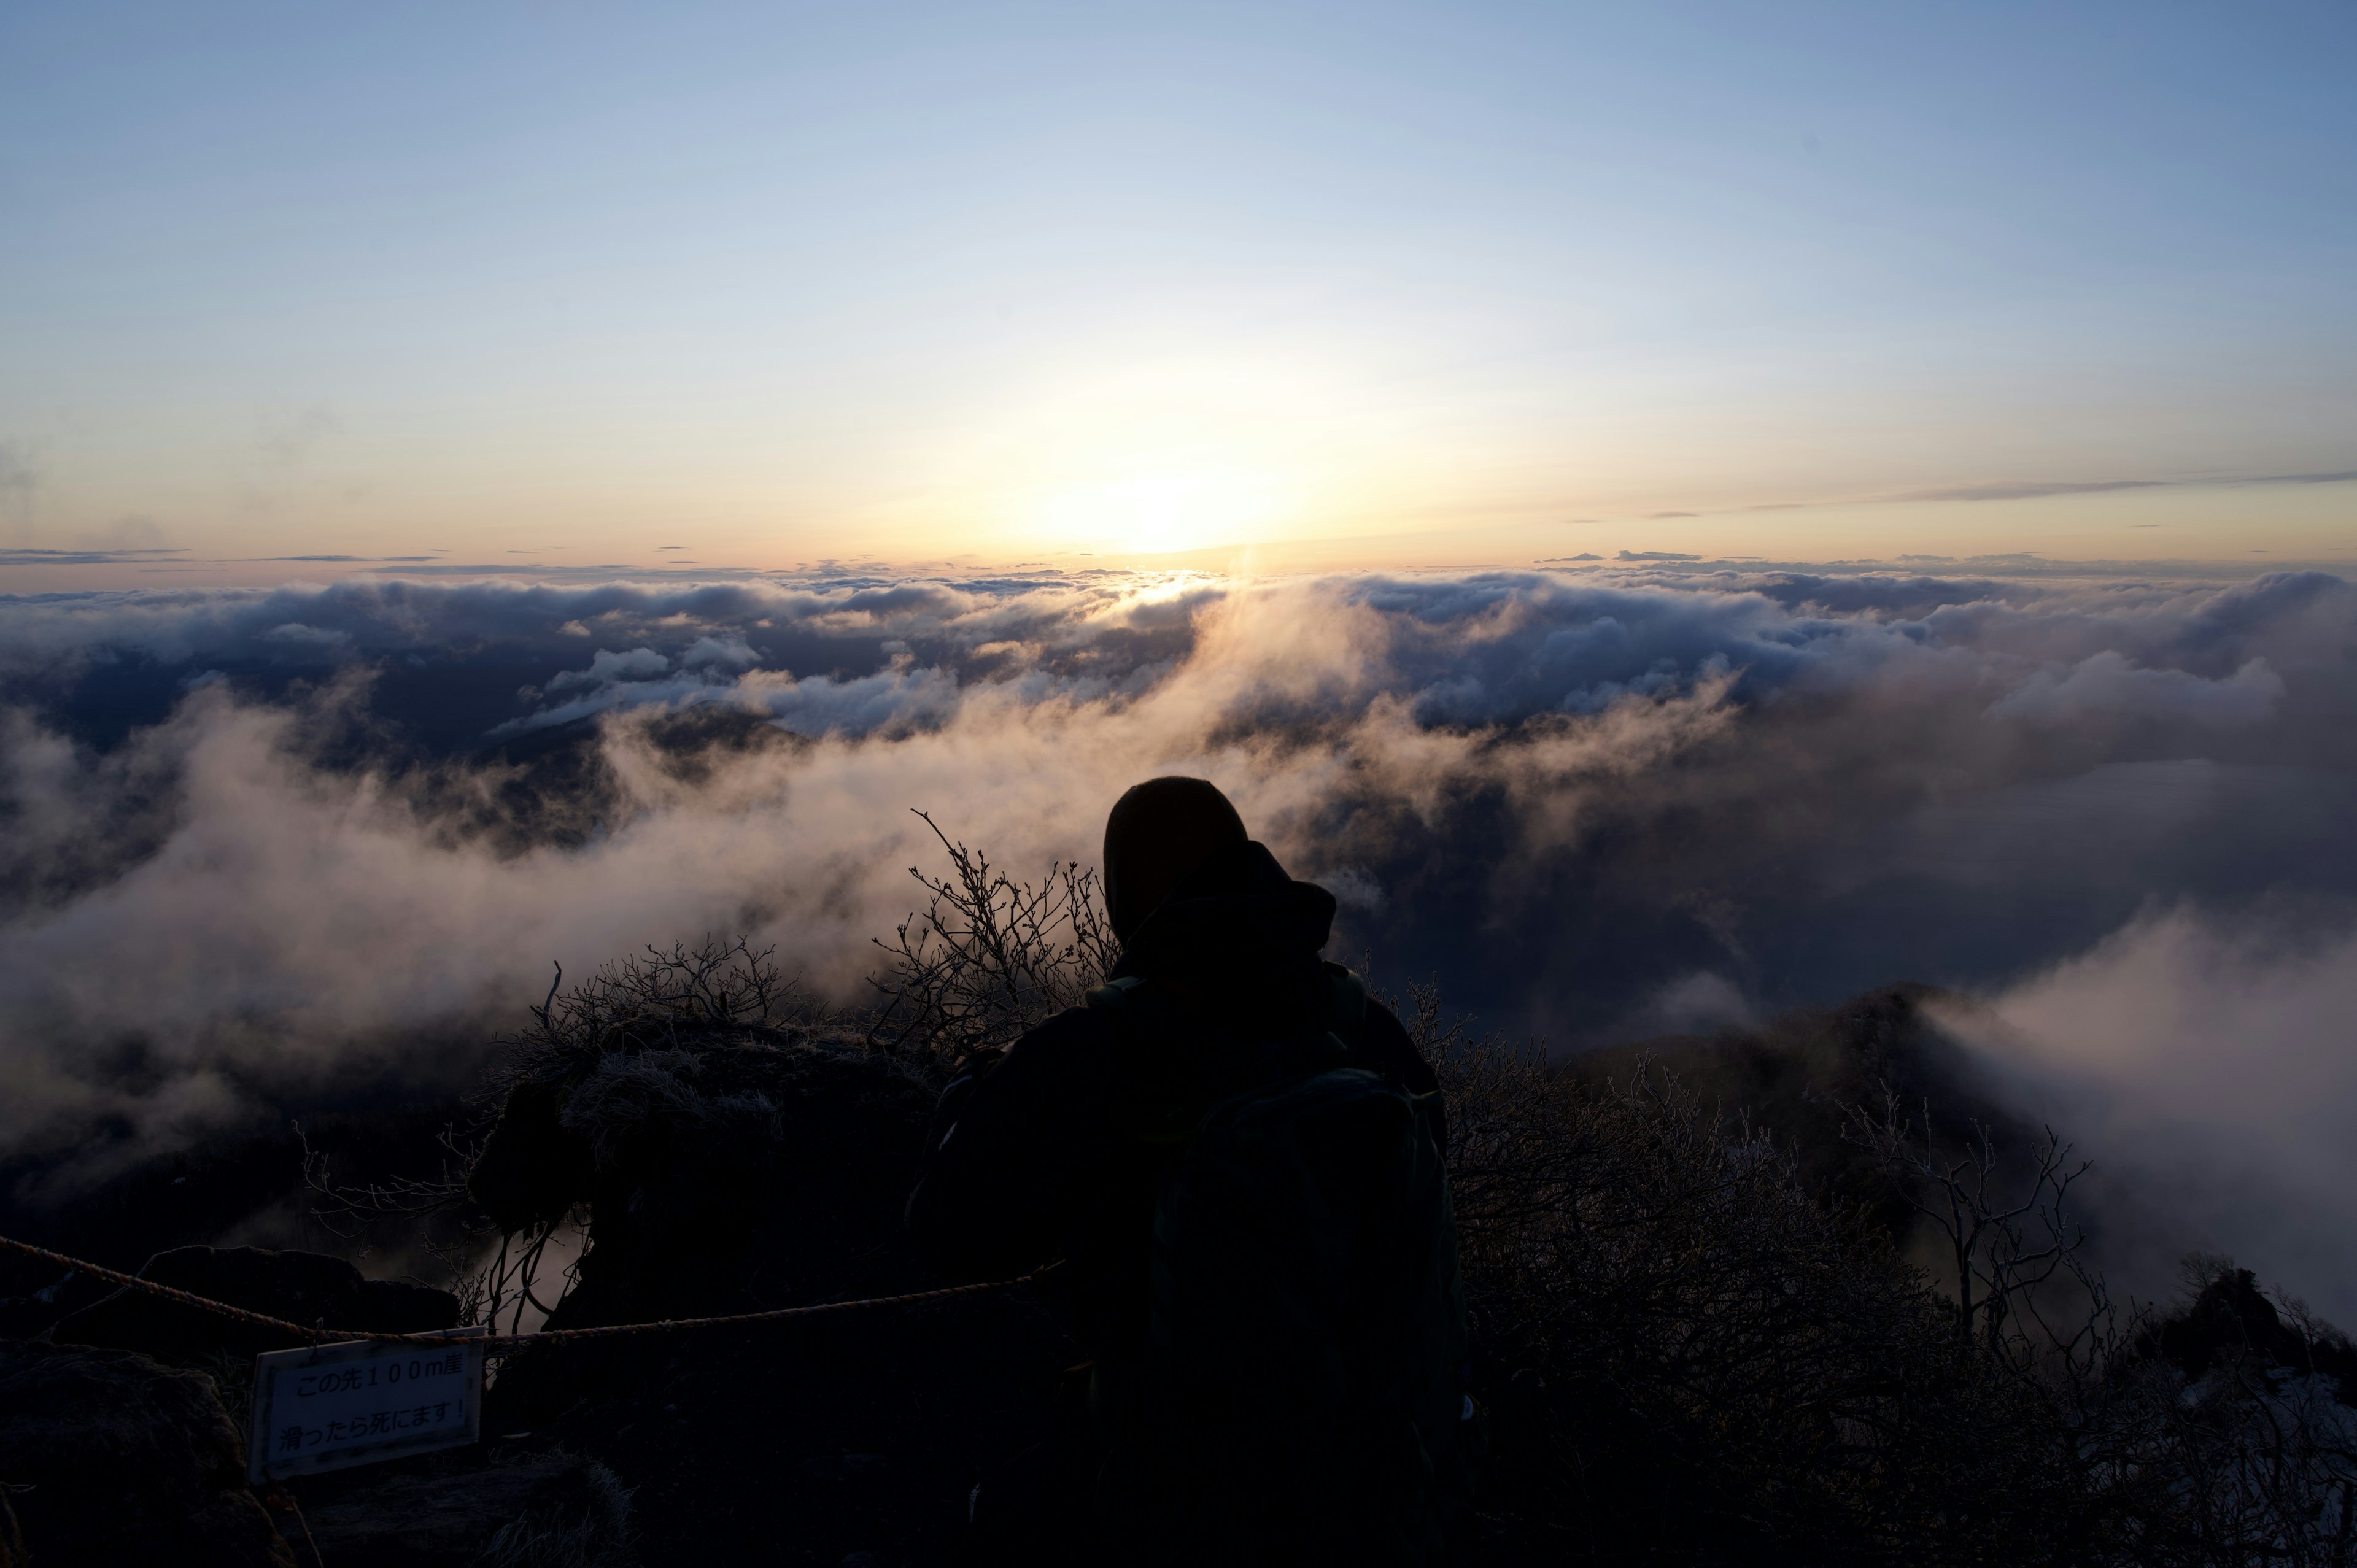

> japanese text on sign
[248,1329,484,1483]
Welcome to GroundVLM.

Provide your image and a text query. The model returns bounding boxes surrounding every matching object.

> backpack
[1085,973,1476,1566]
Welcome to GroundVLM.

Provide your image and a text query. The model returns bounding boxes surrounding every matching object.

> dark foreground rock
[0,1339,295,1567]
[303,1454,634,1568]
[52,1243,460,1365]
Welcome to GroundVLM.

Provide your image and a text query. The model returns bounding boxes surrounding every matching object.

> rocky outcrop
[452,1021,1075,1561]
[2146,1263,2357,1402]
[473,1031,937,1340]
[51,1243,460,1364]
[0,1339,295,1567]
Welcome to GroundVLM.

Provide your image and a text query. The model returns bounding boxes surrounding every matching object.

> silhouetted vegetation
[212,827,2357,1561]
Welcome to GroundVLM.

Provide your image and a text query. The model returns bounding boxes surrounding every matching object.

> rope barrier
[0,1232,1051,1350]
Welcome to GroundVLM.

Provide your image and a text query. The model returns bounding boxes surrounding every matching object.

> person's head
[1102,777,1250,943]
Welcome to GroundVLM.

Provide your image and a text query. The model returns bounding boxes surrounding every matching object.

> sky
[3,1,2354,585]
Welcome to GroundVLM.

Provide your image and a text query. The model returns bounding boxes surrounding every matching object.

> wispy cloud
[1899,469,2357,503]
[1634,465,2357,521]
[1899,478,2170,503]
[0,547,190,566]
[1890,466,2357,506]
[356,561,784,579]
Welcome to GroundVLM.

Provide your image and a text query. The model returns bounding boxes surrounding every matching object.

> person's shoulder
[1361,993,1412,1040]
[1344,992,1441,1094]
[983,1002,1118,1078]
[1018,1002,1118,1049]
[1316,960,1403,1044]
[1358,995,1418,1055]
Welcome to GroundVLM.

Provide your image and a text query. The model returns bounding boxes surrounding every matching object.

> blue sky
[3,1,2353,579]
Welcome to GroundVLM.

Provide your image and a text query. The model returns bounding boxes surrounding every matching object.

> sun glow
[904,347,1351,561]
[1037,467,1286,555]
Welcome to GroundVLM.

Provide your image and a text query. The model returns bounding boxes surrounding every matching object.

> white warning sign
[247,1327,485,1482]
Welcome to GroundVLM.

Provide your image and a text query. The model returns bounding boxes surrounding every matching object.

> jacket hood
[1110,840,1336,1045]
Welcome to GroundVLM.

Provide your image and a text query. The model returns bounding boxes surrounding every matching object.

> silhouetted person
[907,778,1474,1566]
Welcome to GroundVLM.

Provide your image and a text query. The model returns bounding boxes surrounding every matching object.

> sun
[1039,468,1283,556]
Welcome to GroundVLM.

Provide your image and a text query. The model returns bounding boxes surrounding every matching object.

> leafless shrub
[498,935,813,1091]
[1846,1086,2131,1400]
[862,809,1115,1065]
[1436,1005,2357,1565]
[307,1141,575,1339]
[303,1119,570,1342]
[1433,1020,2081,1564]
[301,1119,485,1265]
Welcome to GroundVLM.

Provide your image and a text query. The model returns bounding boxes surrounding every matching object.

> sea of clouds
[3,563,2353,1312]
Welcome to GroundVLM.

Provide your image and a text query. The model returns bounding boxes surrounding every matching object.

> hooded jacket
[903,839,1442,1370]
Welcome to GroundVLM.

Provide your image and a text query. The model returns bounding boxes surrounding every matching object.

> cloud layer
[3,563,2354,1311]
[1954,906,2357,1318]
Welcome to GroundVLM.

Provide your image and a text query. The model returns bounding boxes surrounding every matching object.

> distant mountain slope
[1567,983,2041,1232]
